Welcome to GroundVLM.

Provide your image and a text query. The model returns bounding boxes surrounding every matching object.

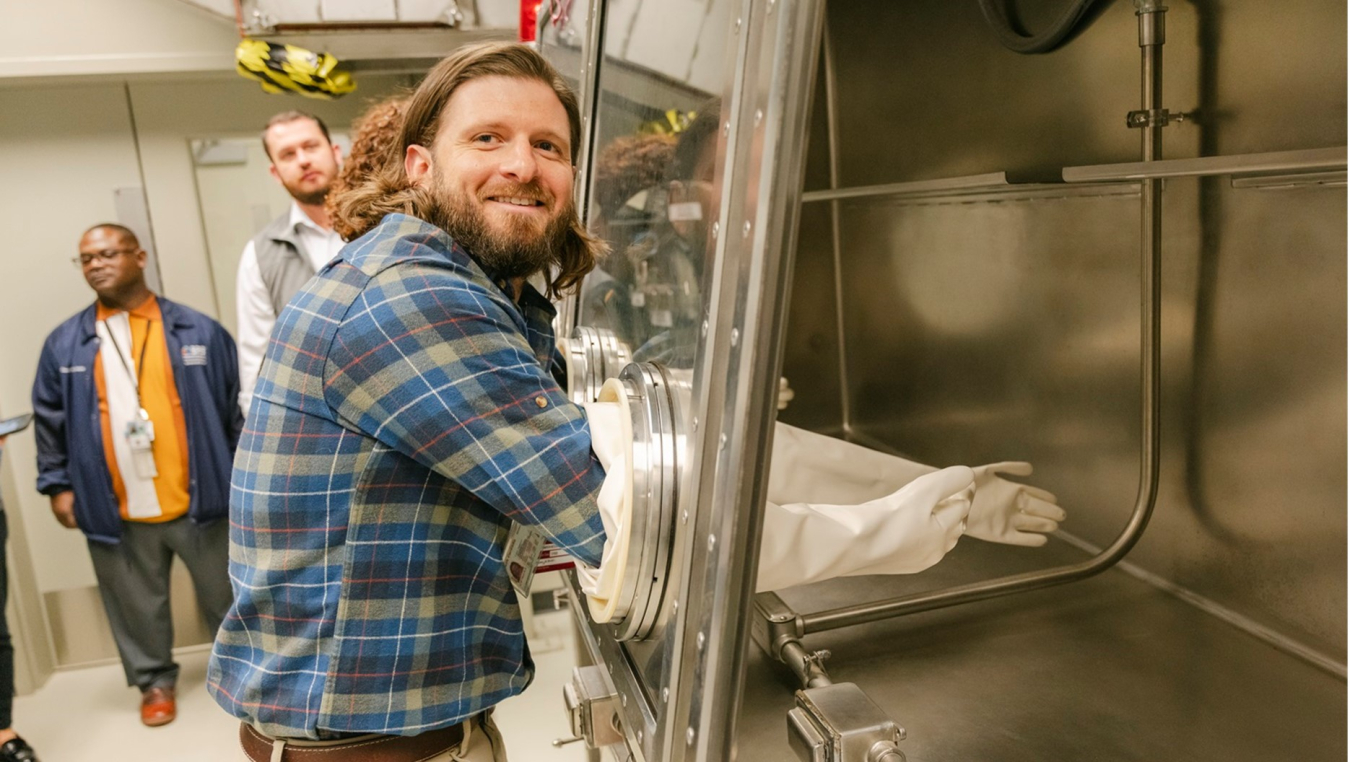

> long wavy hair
[327,95,409,242]
[330,42,606,299]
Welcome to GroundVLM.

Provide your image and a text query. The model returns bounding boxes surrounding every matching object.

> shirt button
[535,396,549,408]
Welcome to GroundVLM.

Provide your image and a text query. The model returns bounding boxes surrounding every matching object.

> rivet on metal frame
[719,433,728,448]
[723,120,730,136]
[768,0,775,12]
[701,319,709,336]
[730,328,740,346]
[742,220,752,237]
[682,509,689,524]
[672,599,679,612]
[693,416,699,430]
[735,17,742,33]
[754,108,763,126]
[686,728,696,745]
[708,534,717,551]
[662,687,670,703]
[696,632,706,651]
[712,221,720,239]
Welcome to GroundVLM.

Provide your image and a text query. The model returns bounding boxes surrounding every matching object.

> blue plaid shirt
[208,214,608,739]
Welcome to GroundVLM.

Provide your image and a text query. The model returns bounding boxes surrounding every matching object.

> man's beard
[291,187,329,206]
[424,175,573,280]
[284,173,333,206]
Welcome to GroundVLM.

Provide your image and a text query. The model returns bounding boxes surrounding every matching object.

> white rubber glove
[966,462,1065,547]
[755,466,975,593]
[573,380,633,622]
[768,423,929,505]
[770,423,1065,547]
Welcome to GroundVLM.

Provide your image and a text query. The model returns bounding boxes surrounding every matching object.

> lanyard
[103,315,152,412]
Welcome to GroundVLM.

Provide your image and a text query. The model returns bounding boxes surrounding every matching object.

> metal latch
[787,683,907,762]
[559,666,625,749]
[1126,108,1195,128]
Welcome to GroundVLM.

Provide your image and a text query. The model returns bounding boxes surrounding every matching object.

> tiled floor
[12,608,587,762]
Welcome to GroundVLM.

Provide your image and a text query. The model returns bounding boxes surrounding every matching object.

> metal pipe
[799,3,1168,636]
[779,640,834,689]
[822,17,853,436]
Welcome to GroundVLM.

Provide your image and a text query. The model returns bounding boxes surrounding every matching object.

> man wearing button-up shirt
[234,111,345,416]
[209,43,613,762]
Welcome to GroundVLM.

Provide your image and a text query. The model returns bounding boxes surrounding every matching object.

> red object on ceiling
[520,0,543,42]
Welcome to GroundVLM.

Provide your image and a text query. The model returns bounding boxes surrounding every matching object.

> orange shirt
[94,296,191,522]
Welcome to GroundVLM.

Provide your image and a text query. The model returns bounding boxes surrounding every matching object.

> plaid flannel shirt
[208,214,607,739]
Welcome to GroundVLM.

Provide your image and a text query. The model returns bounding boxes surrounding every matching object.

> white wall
[0,0,237,79]
[0,83,146,594]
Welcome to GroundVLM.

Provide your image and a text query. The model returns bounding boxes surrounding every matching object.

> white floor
[11,607,588,762]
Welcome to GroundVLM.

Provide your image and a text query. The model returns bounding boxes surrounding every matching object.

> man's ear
[268,163,282,184]
[332,140,343,168]
[406,145,433,186]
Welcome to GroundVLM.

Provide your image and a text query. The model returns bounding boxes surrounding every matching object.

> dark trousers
[86,516,232,690]
[0,511,14,729]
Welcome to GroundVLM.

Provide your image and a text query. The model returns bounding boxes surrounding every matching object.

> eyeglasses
[72,248,137,268]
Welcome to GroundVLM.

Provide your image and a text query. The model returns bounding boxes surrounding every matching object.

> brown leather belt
[239,721,466,762]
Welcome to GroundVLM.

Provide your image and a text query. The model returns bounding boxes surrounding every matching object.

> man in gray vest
[235,111,345,415]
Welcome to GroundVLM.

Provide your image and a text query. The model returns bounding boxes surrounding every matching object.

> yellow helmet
[236,39,356,100]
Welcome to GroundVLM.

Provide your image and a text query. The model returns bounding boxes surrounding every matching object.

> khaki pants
[245,714,507,762]
[439,713,508,762]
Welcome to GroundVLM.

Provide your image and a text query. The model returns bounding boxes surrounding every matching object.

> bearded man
[208,43,615,762]
[235,111,345,415]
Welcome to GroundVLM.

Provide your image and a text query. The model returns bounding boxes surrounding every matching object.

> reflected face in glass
[78,228,145,298]
[667,141,717,252]
[415,76,575,271]
[264,118,341,205]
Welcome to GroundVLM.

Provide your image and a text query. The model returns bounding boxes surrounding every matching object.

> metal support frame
[754,593,909,762]
[759,0,1172,645]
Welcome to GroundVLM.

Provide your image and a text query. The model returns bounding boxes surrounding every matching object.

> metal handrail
[796,2,1169,636]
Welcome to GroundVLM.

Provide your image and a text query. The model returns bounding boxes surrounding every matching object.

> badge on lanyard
[105,317,158,479]
[125,408,158,479]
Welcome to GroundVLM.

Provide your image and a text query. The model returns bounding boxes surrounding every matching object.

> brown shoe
[140,685,176,727]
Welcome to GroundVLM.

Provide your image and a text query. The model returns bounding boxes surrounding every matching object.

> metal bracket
[561,666,625,749]
[787,683,907,762]
[751,592,806,660]
[1127,108,1195,128]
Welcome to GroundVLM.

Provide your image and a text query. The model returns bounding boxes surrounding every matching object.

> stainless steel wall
[779,0,1346,663]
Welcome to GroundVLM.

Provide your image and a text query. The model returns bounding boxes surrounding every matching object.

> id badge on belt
[125,409,158,479]
[503,522,546,598]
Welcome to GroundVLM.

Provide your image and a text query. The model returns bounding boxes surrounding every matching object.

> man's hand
[49,491,77,529]
[966,462,1066,546]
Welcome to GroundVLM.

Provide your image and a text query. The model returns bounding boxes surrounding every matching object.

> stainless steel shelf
[736,539,1348,762]
[801,172,1013,202]
[799,147,1348,204]
[800,171,1132,205]
[1062,146,1347,183]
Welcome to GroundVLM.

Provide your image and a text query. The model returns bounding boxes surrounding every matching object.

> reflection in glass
[577,0,734,714]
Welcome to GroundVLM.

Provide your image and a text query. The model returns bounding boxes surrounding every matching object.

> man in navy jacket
[32,223,241,728]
